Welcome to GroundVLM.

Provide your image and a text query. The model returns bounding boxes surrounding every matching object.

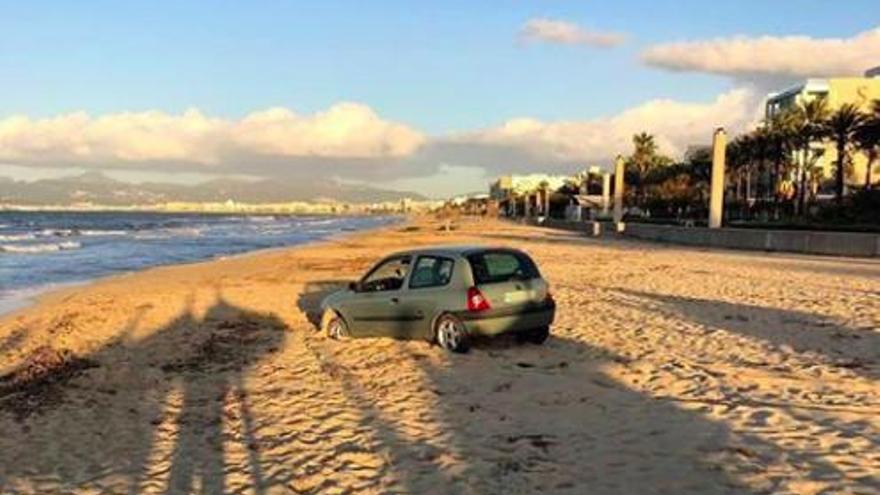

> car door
[396,255,456,339]
[344,255,413,337]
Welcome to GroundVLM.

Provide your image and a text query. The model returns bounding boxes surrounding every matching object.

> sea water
[0,212,398,314]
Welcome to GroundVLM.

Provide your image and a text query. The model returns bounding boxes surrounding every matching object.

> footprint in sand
[746,409,775,428]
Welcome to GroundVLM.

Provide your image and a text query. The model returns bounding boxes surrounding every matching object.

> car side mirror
[348,281,359,292]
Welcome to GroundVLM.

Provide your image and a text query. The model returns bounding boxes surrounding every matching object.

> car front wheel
[322,309,350,340]
[435,314,470,353]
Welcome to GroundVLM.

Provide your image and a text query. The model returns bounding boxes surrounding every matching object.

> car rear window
[467,250,540,284]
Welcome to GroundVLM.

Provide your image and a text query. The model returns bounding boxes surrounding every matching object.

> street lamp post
[613,155,625,225]
[709,128,727,229]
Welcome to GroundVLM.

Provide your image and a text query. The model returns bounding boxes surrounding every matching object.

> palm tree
[855,100,880,190]
[750,126,771,202]
[727,135,750,207]
[790,98,830,214]
[538,180,550,216]
[825,103,866,203]
[765,110,797,212]
[725,137,742,202]
[627,132,660,206]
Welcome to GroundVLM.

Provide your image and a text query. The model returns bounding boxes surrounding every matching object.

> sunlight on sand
[0,217,878,494]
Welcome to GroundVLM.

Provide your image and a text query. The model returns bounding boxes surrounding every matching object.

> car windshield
[467,250,539,284]
[360,256,411,292]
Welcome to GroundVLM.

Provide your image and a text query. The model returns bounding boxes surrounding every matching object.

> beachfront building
[491,174,569,217]
[489,169,617,220]
[564,166,613,221]
[489,174,569,217]
[445,193,496,216]
[765,69,880,189]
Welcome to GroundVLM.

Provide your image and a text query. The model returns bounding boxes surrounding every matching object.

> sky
[1,1,879,198]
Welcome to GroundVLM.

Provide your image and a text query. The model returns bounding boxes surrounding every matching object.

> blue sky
[3,0,875,131]
[1,1,879,196]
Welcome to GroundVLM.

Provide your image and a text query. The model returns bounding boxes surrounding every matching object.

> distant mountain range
[0,172,425,206]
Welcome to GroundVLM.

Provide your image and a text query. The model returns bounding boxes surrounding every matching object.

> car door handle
[390,297,400,304]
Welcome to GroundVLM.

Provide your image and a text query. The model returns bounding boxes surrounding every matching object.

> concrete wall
[619,223,880,258]
[538,218,593,233]
[527,218,880,257]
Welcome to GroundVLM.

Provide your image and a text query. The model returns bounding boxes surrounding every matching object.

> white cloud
[642,27,880,78]
[519,18,626,47]
[446,88,760,166]
[0,90,763,191]
[0,103,425,167]
[234,103,424,158]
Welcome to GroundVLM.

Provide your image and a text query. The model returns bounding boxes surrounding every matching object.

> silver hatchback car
[320,246,555,352]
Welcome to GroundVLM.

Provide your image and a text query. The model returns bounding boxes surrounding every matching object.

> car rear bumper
[455,300,556,336]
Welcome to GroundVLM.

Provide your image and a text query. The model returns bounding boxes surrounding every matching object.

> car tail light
[467,287,491,312]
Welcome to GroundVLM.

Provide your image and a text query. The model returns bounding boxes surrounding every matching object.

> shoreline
[0,280,93,318]
[0,204,420,217]
[0,215,406,321]
[0,208,400,216]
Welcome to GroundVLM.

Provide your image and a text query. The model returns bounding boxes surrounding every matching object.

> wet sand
[0,217,878,494]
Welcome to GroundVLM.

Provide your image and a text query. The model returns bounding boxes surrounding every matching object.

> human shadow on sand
[0,295,286,494]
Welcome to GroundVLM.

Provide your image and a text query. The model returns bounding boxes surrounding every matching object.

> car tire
[322,309,350,340]
[434,314,470,353]
[521,326,550,345]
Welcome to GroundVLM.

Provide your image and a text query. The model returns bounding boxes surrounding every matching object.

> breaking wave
[0,241,82,254]
[0,233,36,242]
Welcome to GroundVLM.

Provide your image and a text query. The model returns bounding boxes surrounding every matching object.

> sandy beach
[0,217,878,494]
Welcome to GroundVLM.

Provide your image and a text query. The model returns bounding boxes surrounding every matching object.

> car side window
[360,256,411,292]
[409,256,454,289]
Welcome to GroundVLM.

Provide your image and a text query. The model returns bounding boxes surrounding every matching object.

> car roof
[386,245,524,259]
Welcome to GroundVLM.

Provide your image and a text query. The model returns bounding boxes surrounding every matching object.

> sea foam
[0,241,82,253]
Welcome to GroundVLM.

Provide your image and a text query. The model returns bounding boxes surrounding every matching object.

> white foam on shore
[0,294,33,315]
[0,240,81,253]
[0,281,88,316]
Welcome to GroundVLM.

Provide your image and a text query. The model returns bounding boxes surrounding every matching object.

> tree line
[622,98,880,224]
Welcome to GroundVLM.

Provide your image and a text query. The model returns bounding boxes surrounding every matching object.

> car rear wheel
[435,314,470,353]
[322,309,350,340]
[520,326,550,345]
